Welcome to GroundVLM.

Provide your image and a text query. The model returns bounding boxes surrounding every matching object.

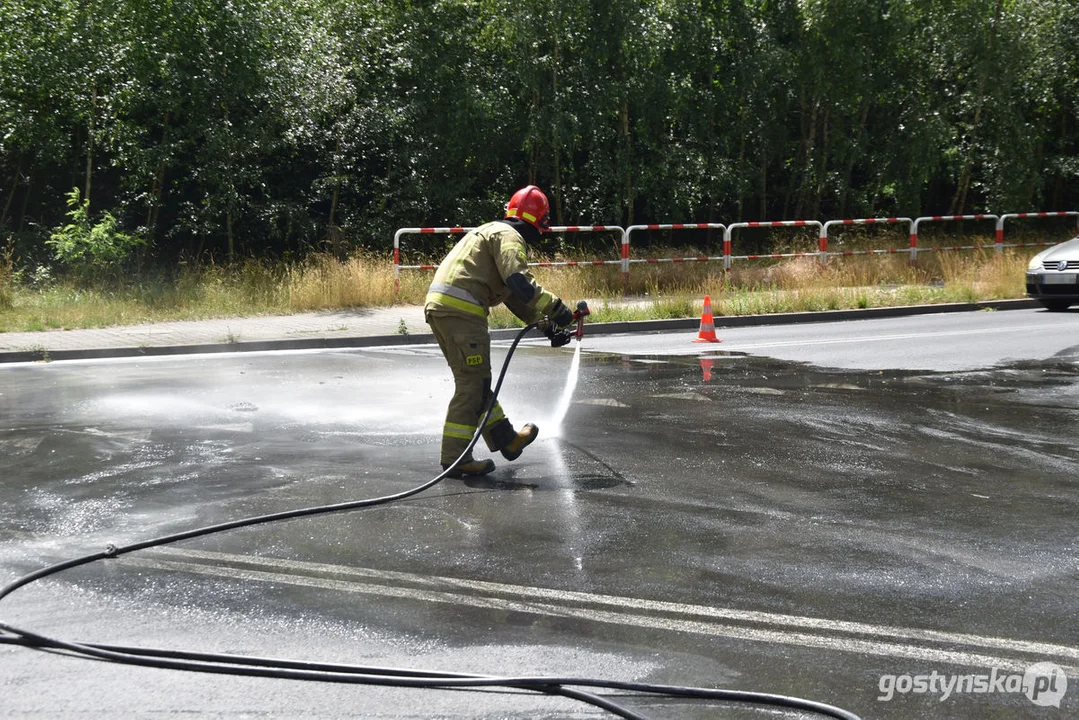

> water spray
[548,306,586,436]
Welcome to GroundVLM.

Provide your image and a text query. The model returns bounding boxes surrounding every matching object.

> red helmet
[505,185,550,231]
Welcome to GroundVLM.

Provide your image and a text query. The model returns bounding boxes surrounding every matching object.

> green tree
[47,188,146,277]
[4,0,1079,267]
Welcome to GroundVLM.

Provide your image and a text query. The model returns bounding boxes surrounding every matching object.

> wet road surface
[1,309,1076,718]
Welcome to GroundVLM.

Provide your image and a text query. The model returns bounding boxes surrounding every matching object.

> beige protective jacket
[424,220,566,325]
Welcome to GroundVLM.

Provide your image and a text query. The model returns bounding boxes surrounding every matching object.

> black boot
[442,458,496,478]
[500,423,538,461]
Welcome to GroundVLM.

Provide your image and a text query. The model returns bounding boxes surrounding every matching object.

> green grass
[0,239,1043,333]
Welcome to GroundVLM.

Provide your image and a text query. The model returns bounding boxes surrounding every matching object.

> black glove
[545,326,573,348]
[549,300,574,329]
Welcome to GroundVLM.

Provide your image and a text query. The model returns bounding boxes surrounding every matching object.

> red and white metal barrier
[821,218,914,263]
[624,223,727,278]
[394,210,1076,291]
[997,212,1079,250]
[393,226,474,277]
[532,226,625,270]
[911,215,999,260]
[723,221,824,270]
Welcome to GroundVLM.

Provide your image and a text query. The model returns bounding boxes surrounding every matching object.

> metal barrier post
[621,229,630,287]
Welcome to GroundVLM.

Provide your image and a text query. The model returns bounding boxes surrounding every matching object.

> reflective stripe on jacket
[424,220,560,323]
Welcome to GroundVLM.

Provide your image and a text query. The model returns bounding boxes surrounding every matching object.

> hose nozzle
[572,301,590,340]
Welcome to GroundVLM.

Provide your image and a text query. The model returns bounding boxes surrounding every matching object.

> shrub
[46,189,147,278]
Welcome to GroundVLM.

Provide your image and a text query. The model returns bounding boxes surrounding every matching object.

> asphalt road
[583,305,1079,370]
[0,307,1076,719]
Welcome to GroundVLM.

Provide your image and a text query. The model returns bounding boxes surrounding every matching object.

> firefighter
[425,185,577,478]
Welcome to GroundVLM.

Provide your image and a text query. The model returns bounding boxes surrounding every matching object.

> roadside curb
[581,298,1041,337]
[0,298,1040,364]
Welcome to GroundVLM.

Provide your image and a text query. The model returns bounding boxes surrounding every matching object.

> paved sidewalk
[0,305,432,362]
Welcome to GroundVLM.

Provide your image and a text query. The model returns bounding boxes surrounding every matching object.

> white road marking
[129,548,1078,674]
[727,322,1076,351]
[575,398,629,407]
[201,423,255,433]
[650,392,711,401]
[0,436,44,455]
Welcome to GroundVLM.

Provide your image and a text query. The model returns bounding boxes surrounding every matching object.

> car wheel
[1038,299,1073,312]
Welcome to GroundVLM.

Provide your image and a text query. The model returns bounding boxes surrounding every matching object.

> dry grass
[286,253,399,310]
[0,243,1040,333]
[936,248,1027,299]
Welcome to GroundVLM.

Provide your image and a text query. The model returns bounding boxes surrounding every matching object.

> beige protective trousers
[426,310,517,465]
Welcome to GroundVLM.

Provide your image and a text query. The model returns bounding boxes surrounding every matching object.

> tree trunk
[529,87,541,184]
[17,171,32,233]
[1051,110,1067,208]
[950,104,982,216]
[326,135,344,257]
[759,152,767,221]
[146,112,171,240]
[85,81,97,207]
[795,97,819,219]
[622,97,632,226]
[950,0,1004,215]
[735,109,747,222]
[553,153,562,227]
[223,107,236,261]
[2,160,21,228]
[328,136,341,228]
[840,103,870,217]
[226,209,234,261]
[814,107,830,218]
[325,180,338,227]
[552,38,563,226]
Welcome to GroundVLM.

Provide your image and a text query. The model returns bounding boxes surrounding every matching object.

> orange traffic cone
[693,295,722,343]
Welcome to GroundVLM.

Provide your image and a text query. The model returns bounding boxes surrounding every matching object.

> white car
[1026,236,1079,311]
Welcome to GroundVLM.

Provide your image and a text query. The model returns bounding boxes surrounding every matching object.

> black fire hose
[0,315,862,720]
